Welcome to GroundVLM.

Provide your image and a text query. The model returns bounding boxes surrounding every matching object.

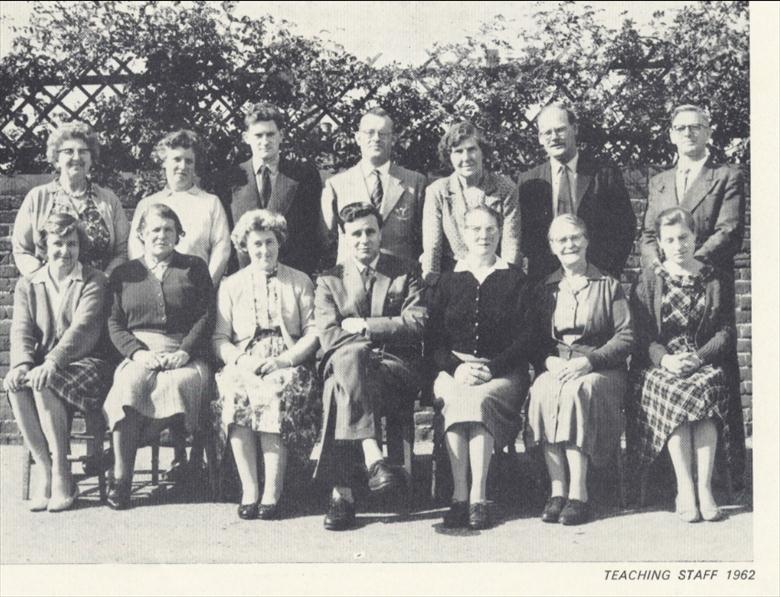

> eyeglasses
[550,233,585,244]
[359,129,392,140]
[671,124,707,134]
[539,126,571,139]
[58,148,91,157]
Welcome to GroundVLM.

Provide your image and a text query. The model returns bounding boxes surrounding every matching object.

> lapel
[233,160,260,218]
[680,159,718,213]
[267,168,299,216]
[574,157,594,213]
[275,264,296,343]
[539,162,554,214]
[653,270,664,335]
[652,168,679,211]
[343,260,371,318]
[371,254,392,317]
[381,164,405,220]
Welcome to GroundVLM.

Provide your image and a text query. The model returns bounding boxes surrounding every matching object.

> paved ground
[0,443,752,565]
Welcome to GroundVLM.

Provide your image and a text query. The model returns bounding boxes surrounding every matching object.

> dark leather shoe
[559,499,591,526]
[107,480,132,511]
[164,459,189,484]
[237,503,259,520]
[541,496,567,523]
[258,503,281,520]
[443,501,469,528]
[323,497,356,531]
[367,459,404,493]
[468,501,492,530]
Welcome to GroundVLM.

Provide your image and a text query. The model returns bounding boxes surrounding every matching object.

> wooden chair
[22,408,108,502]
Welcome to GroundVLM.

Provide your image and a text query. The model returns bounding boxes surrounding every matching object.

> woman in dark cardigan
[426,205,529,530]
[103,203,214,509]
[525,214,634,526]
[629,206,735,523]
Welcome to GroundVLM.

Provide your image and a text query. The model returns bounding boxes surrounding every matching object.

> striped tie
[370,170,383,209]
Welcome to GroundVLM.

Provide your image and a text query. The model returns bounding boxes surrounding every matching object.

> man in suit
[517,103,636,281]
[225,101,324,275]
[321,107,427,267]
[314,203,427,530]
[640,103,746,489]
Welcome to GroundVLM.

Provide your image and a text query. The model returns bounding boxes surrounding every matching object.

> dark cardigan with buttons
[425,265,530,377]
[107,251,215,359]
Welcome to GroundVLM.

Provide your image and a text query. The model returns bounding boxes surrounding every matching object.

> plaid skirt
[44,356,113,412]
[629,363,729,471]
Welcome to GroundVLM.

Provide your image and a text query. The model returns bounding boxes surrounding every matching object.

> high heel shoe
[675,495,701,523]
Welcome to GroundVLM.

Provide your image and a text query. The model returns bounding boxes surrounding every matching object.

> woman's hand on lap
[26,360,59,391]
[133,350,163,370]
[3,365,30,392]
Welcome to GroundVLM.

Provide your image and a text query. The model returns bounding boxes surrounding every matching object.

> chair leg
[22,450,33,501]
[151,443,160,485]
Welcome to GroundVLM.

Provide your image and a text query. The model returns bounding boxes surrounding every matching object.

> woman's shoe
[468,502,492,530]
[442,501,469,528]
[29,495,49,512]
[237,503,259,520]
[48,481,78,513]
[675,496,701,523]
[107,480,132,511]
[258,503,281,520]
[700,503,723,522]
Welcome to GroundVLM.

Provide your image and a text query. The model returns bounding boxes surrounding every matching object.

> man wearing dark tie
[321,107,427,267]
[314,203,427,530]
[225,101,324,275]
[517,103,636,280]
[639,104,746,489]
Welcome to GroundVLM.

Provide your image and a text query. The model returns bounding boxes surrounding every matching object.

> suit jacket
[212,263,317,366]
[226,158,324,275]
[10,264,110,369]
[314,253,427,369]
[525,264,634,373]
[630,265,735,369]
[517,155,636,281]
[320,163,427,266]
[640,158,745,272]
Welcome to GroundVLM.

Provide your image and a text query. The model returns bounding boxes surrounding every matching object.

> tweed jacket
[10,264,109,369]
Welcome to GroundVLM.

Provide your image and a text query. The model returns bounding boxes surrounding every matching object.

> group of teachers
[5,99,745,532]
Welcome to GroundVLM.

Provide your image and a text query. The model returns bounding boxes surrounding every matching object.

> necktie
[557,164,574,215]
[370,170,383,209]
[361,266,375,294]
[679,167,690,203]
[259,166,272,207]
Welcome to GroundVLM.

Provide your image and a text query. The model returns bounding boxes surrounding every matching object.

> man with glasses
[321,107,427,267]
[517,103,636,281]
[639,103,746,491]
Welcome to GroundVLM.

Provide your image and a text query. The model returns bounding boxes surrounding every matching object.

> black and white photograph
[0,1,777,595]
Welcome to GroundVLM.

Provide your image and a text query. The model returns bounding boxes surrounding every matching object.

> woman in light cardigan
[212,209,321,520]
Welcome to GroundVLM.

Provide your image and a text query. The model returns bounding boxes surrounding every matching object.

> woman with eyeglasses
[525,214,634,526]
[421,121,522,285]
[12,122,130,278]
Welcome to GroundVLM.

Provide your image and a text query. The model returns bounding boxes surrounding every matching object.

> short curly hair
[154,129,204,169]
[46,122,100,169]
[464,204,503,231]
[231,209,288,254]
[547,213,589,242]
[136,203,185,245]
[654,206,696,239]
[337,202,383,232]
[243,101,286,131]
[437,121,491,170]
[35,212,89,263]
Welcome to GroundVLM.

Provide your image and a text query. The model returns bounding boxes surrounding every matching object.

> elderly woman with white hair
[212,209,321,521]
[525,214,634,526]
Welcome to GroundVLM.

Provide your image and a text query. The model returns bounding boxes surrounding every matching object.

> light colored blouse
[129,185,231,284]
[553,273,591,346]
[12,179,129,277]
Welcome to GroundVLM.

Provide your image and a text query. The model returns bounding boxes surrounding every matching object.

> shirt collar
[550,151,579,174]
[360,160,391,179]
[162,184,205,197]
[453,256,510,274]
[32,261,84,285]
[545,262,604,285]
[353,254,380,275]
[144,252,174,272]
[677,149,710,172]
[252,155,280,176]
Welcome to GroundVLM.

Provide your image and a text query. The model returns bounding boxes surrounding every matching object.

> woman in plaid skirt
[630,206,734,523]
[4,213,113,512]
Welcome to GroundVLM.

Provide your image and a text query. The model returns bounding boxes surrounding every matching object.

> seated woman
[4,213,113,512]
[103,204,214,509]
[427,205,529,530]
[629,207,735,523]
[421,121,521,285]
[212,209,320,521]
[525,214,634,526]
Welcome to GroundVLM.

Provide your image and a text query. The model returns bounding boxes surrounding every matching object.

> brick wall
[0,170,753,443]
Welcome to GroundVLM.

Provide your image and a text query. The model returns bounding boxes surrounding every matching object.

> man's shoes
[442,501,469,528]
[468,501,492,530]
[258,503,281,520]
[559,499,591,526]
[541,496,567,523]
[107,480,132,511]
[237,502,259,520]
[164,459,189,484]
[367,459,405,494]
[323,497,356,531]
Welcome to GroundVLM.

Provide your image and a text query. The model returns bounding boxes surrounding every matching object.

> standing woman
[426,205,530,530]
[212,209,320,520]
[12,122,129,277]
[103,204,214,509]
[421,121,521,285]
[525,214,634,526]
[4,213,113,512]
[630,207,735,522]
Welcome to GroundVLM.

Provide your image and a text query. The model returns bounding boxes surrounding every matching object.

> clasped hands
[546,355,593,384]
[341,317,367,335]
[454,362,493,386]
[660,352,702,377]
[3,361,59,392]
[133,349,191,371]
[236,353,289,376]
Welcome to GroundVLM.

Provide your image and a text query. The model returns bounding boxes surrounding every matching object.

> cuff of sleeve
[648,344,669,367]
[584,353,604,371]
